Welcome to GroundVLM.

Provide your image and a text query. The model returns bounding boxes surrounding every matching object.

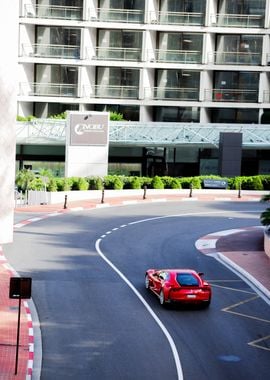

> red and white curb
[0,246,34,379]
[195,226,270,303]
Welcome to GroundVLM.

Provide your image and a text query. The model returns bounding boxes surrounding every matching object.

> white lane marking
[95,239,183,380]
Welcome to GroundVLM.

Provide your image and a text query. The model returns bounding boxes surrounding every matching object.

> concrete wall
[0,2,18,243]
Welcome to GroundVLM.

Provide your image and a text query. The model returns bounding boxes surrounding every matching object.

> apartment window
[155,69,200,100]
[217,0,265,27]
[157,32,202,63]
[162,0,206,13]
[34,65,78,96]
[95,104,139,121]
[97,30,142,60]
[211,108,258,123]
[35,27,81,58]
[214,71,259,102]
[154,107,200,122]
[99,0,144,9]
[219,0,265,15]
[98,0,144,22]
[159,0,206,25]
[215,35,262,65]
[96,67,139,98]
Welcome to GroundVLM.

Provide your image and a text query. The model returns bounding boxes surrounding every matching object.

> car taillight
[171,287,181,292]
[202,286,210,291]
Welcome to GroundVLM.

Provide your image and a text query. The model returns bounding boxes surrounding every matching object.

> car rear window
[176,273,199,286]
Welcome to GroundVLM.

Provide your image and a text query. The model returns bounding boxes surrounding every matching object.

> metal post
[238,181,241,198]
[15,297,21,375]
[189,183,193,198]
[64,194,67,209]
[101,186,105,204]
[143,185,147,200]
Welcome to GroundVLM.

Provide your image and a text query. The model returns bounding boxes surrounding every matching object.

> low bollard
[63,194,67,209]
[143,185,147,200]
[101,187,105,204]
[238,182,241,198]
[189,184,193,198]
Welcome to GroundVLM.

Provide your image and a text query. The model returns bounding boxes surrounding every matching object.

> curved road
[5,201,270,379]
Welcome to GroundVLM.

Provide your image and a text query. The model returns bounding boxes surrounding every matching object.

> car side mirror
[198,272,204,277]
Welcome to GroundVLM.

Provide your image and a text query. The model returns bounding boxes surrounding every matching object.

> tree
[15,169,35,192]
[260,194,270,231]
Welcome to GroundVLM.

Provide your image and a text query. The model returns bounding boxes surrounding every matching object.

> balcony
[154,49,201,64]
[205,89,258,102]
[19,82,78,97]
[21,44,80,59]
[145,87,199,101]
[209,52,261,66]
[23,4,83,20]
[94,8,144,23]
[151,11,204,26]
[91,47,142,62]
[83,85,139,99]
[214,13,264,28]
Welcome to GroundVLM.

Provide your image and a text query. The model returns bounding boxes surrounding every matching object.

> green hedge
[15,172,270,192]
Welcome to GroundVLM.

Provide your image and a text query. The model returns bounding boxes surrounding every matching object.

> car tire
[145,275,150,289]
[202,299,211,308]
[159,290,166,306]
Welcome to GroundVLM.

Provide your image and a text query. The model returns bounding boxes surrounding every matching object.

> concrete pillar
[0,2,18,243]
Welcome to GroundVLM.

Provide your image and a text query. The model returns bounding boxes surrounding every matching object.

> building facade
[17,0,270,176]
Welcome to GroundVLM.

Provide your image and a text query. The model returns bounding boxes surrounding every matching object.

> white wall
[0,1,18,243]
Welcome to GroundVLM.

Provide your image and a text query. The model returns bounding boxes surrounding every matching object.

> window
[176,273,199,286]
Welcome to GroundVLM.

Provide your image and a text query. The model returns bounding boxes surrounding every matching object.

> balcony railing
[155,49,202,64]
[23,4,83,20]
[145,87,199,101]
[19,83,78,97]
[205,89,258,102]
[151,11,204,26]
[83,85,139,99]
[93,8,144,23]
[209,52,261,65]
[91,47,142,61]
[214,13,264,28]
[21,44,80,59]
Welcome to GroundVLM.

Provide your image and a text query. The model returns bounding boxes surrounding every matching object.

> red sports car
[145,269,212,307]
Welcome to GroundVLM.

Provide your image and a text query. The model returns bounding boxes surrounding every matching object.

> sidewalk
[1,192,269,379]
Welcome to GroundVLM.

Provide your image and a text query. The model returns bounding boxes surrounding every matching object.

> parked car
[145,268,211,307]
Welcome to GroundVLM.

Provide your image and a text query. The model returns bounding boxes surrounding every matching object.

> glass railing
[215,13,264,28]
[205,89,258,102]
[23,4,83,20]
[83,85,139,99]
[92,47,142,61]
[145,87,199,101]
[210,52,261,65]
[155,49,202,64]
[19,83,78,97]
[21,44,80,59]
[151,11,204,26]
[95,8,144,23]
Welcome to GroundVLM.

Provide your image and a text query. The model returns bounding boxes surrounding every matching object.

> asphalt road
[5,201,270,380]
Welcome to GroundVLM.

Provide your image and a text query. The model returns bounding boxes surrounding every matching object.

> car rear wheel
[159,290,166,305]
[145,275,150,289]
[202,299,211,308]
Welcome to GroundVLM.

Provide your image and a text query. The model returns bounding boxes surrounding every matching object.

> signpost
[9,277,32,375]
